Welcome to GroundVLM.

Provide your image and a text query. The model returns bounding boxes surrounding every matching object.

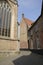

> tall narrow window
[0,2,11,37]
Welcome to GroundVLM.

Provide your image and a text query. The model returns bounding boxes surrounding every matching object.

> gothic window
[0,2,11,37]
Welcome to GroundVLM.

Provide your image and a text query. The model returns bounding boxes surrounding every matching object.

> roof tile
[23,18,33,26]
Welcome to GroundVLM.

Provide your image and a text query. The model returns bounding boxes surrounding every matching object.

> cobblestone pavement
[0,51,43,65]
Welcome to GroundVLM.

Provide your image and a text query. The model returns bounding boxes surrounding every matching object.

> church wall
[0,0,19,54]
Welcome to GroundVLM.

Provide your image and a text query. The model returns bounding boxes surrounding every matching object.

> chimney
[22,13,24,18]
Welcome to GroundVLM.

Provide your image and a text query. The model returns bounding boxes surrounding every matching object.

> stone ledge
[0,50,20,56]
[0,36,18,41]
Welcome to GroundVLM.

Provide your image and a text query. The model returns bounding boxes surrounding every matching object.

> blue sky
[18,0,42,22]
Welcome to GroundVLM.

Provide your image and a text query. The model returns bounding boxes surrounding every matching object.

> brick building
[28,2,43,49]
[0,0,19,53]
[20,14,32,49]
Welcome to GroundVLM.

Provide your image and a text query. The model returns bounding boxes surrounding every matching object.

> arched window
[0,1,11,37]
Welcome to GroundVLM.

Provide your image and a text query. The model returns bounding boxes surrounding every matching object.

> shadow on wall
[12,53,43,65]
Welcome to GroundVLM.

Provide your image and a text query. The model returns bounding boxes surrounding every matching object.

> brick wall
[20,19,28,49]
[28,14,43,49]
[20,41,28,49]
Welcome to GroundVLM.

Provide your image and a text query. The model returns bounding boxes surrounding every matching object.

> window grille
[0,2,11,37]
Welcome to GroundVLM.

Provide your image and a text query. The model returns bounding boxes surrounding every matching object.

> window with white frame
[0,2,11,37]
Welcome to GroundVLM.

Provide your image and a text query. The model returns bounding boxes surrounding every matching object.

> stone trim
[0,36,18,41]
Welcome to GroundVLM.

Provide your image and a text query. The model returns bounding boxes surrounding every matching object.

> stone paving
[0,51,43,65]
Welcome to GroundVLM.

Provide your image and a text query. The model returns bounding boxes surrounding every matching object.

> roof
[41,0,43,14]
[28,14,42,31]
[23,17,33,26]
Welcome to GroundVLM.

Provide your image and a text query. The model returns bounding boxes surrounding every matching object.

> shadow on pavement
[13,53,43,65]
[29,49,43,55]
[20,49,43,55]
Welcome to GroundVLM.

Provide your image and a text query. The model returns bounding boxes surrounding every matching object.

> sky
[18,0,42,22]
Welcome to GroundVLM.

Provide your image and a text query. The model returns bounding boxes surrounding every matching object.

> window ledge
[0,36,18,41]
